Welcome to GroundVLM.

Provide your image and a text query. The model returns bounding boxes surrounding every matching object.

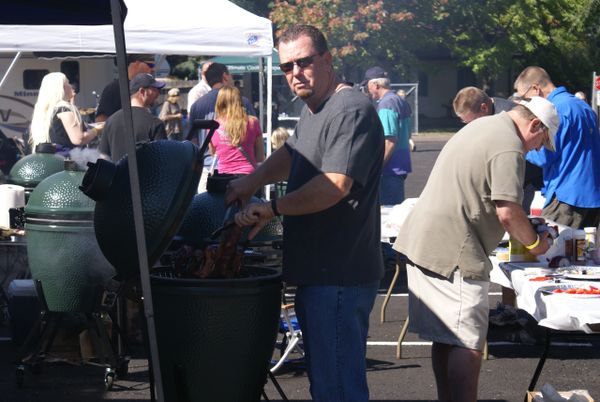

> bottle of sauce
[574,229,586,263]
[584,227,597,249]
[564,231,574,262]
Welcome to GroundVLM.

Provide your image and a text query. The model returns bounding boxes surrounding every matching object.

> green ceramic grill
[25,160,115,313]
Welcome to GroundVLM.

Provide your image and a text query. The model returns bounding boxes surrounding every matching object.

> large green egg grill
[25,160,115,313]
[177,174,283,246]
[9,143,65,201]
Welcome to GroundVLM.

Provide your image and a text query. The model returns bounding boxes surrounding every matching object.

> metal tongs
[210,203,240,240]
[199,200,246,278]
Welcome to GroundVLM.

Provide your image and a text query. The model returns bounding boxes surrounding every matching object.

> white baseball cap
[520,96,559,151]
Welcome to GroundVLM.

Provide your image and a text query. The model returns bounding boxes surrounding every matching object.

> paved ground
[2,132,600,401]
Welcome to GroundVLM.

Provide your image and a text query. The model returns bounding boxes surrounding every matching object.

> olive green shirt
[393,112,525,281]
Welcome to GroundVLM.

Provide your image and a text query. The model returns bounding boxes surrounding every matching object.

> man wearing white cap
[159,87,184,140]
[393,97,556,402]
[514,66,600,229]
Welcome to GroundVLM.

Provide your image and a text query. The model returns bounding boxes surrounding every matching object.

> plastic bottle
[584,227,597,250]
[573,229,586,263]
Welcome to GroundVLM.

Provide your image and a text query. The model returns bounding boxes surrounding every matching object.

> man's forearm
[276,172,352,216]
[495,200,550,255]
[248,146,292,188]
[496,200,537,245]
[383,138,396,165]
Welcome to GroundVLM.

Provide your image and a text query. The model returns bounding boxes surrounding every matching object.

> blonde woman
[30,72,102,155]
[210,86,264,174]
[270,126,290,150]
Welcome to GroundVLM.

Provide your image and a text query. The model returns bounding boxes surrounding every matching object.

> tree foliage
[269,0,600,92]
[270,0,424,81]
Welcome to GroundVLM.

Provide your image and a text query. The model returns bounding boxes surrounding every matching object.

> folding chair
[270,287,304,373]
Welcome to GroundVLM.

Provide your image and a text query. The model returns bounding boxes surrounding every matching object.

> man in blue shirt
[514,66,600,229]
[362,66,412,205]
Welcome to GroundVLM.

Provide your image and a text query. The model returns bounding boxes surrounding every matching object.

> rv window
[61,61,80,94]
[23,70,49,90]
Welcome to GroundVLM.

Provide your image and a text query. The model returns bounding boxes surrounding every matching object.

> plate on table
[560,266,600,280]
[539,284,600,298]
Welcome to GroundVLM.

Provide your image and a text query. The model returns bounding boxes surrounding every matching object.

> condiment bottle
[584,227,597,249]
[574,229,586,263]
[563,231,574,261]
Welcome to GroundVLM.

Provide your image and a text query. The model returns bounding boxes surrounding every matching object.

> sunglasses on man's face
[279,54,319,74]
[143,61,155,69]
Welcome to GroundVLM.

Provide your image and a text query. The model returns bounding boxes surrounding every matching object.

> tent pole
[259,57,265,133]
[109,1,164,401]
[0,51,21,91]
[267,55,273,140]
[265,55,273,200]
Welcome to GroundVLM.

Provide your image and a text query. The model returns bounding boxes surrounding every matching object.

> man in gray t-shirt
[226,25,384,402]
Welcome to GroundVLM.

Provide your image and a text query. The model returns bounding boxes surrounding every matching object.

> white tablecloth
[492,261,600,333]
[381,199,418,242]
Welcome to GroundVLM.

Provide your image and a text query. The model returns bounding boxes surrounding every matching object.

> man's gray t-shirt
[99,106,167,162]
[283,88,385,286]
[393,112,524,281]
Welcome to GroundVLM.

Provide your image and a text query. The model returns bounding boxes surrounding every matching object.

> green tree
[269,0,600,93]
[270,0,423,81]
[428,0,600,91]
[515,0,600,92]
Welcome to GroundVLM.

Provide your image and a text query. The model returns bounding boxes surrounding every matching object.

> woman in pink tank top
[209,86,265,175]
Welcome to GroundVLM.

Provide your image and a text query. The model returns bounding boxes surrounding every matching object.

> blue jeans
[294,281,379,402]
[380,174,406,206]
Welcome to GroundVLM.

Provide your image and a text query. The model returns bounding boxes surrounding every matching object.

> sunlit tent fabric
[0,0,275,140]
[0,0,273,57]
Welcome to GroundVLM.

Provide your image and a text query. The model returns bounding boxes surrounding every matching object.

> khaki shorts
[406,262,489,351]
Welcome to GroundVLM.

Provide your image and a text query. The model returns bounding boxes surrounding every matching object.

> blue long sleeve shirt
[526,86,600,208]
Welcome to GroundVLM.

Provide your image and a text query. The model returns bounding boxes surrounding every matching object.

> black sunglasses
[279,53,319,73]
[143,61,155,69]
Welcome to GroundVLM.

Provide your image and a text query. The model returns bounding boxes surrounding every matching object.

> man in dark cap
[95,54,156,122]
[362,66,411,205]
[99,73,167,161]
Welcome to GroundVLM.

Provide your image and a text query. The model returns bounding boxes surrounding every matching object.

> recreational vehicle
[0,53,117,141]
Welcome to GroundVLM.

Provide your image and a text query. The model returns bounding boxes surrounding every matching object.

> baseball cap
[360,66,388,87]
[129,73,165,93]
[168,88,180,97]
[520,96,559,151]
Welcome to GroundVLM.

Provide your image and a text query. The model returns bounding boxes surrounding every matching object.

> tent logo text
[246,33,259,47]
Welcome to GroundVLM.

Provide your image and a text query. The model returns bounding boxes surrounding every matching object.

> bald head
[453,86,493,123]
[514,66,555,98]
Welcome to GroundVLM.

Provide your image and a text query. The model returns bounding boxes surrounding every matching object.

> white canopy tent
[0,0,272,56]
[0,0,275,134]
